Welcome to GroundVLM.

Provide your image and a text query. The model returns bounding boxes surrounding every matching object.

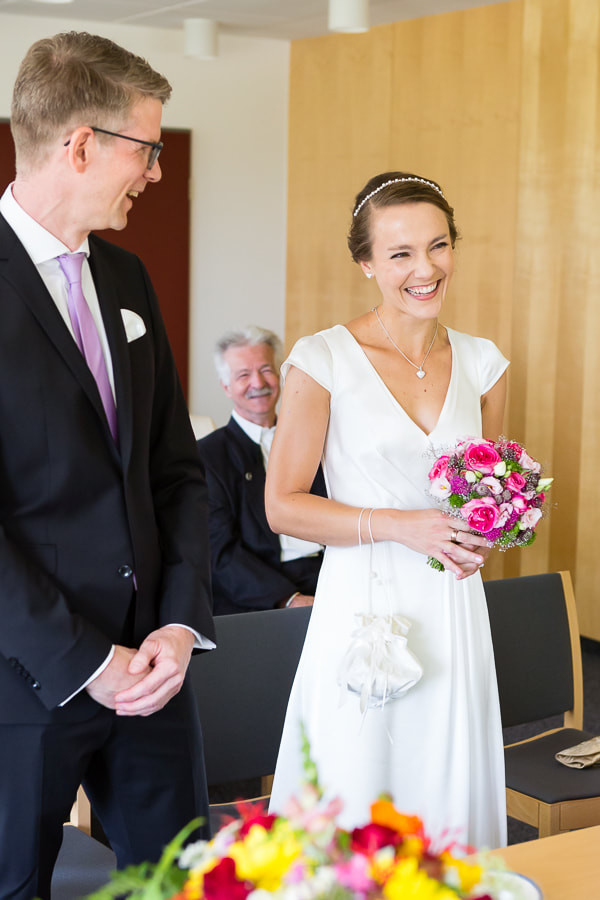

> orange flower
[370,799,424,840]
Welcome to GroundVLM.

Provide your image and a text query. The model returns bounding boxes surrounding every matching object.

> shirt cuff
[166,623,216,650]
[59,645,116,707]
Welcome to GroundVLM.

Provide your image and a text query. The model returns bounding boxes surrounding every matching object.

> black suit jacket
[197,417,326,614]
[0,214,215,723]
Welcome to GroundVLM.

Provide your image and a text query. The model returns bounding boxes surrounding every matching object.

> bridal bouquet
[87,736,530,900]
[427,438,553,572]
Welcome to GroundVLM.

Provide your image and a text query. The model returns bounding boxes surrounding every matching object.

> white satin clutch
[338,613,423,713]
[336,509,423,714]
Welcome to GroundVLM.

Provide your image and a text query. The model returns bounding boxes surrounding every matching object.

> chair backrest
[188,606,311,785]
[483,571,583,729]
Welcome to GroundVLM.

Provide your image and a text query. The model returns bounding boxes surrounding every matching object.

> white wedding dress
[269,324,509,850]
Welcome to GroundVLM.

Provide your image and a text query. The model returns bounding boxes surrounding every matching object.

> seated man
[197,326,326,615]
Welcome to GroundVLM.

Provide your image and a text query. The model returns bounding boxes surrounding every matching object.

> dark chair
[51,825,116,899]
[484,570,600,837]
[188,605,311,831]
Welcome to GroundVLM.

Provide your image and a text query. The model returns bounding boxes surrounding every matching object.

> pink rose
[463,441,501,475]
[429,455,450,481]
[460,497,500,533]
[519,508,543,529]
[519,450,541,473]
[511,494,527,513]
[505,471,526,492]
[505,441,523,454]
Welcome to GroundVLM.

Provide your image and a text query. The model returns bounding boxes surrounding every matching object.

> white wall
[0,14,290,426]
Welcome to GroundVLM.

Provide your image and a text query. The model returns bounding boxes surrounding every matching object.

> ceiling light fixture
[328,0,369,33]
[31,0,75,4]
[184,18,218,60]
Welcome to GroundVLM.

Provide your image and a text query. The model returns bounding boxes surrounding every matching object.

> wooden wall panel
[286,28,394,339]
[286,0,600,636]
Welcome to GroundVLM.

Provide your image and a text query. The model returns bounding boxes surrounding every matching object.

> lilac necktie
[57,252,118,443]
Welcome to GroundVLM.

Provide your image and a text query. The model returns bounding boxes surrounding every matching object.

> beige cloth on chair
[555,735,600,769]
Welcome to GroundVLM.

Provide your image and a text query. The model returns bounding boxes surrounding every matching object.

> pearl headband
[353,177,445,217]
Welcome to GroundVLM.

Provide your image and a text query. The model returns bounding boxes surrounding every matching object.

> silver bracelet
[357,506,369,547]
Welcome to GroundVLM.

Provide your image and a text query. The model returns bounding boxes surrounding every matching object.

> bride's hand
[385,509,489,580]
[449,542,492,578]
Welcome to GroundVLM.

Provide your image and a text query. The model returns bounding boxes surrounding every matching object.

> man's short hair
[214,326,283,386]
[11,30,172,171]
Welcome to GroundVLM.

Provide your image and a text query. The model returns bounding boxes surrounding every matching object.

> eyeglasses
[63,127,163,169]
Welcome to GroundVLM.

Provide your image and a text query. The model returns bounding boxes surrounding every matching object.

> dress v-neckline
[339,324,455,439]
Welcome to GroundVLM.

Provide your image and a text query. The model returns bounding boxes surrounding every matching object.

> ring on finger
[450,529,459,543]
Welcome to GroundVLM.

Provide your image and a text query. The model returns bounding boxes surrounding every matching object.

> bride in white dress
[266,172,508,850]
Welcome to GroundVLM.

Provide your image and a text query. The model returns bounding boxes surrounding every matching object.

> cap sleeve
[281,332,333,393]
[477,337,510,395]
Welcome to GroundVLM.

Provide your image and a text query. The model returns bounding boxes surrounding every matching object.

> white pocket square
[120,308,147,342]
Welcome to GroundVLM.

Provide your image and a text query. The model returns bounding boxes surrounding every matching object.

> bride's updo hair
[348,171,459,263]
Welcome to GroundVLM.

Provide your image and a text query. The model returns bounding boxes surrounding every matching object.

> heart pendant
[416,369,425,379]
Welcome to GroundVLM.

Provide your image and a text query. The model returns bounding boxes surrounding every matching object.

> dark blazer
[0,215,215,723]
[197,417,326,614]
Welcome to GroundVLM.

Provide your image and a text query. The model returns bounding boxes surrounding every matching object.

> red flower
[203,857,253,900]
[238,813,278,837]
[351,823,403,855]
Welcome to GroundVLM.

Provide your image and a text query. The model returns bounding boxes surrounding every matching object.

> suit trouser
[0,680,210,900]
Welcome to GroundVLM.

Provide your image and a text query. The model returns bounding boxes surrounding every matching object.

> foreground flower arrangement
[427,437,553,571]
[87,738,528,900]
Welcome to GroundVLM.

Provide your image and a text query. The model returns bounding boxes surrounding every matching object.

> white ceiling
[0,0,506,40]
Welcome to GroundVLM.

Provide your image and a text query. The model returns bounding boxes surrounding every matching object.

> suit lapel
[0,216,121,463]
[225,418,278,545]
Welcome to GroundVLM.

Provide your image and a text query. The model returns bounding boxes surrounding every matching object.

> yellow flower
[182,855,222,899]
[398,836,425,859]
[441,852,483,894]
[383,857,457,900]
[227,821,303,890]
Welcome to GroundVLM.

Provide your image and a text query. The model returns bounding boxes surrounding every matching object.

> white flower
[464,470,477,483]
[493,460,507,477]
[429,476,452,500]
[537,477,553,491]
[178,840,212,869]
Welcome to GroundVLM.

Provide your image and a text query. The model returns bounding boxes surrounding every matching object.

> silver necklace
[372,307,438,379]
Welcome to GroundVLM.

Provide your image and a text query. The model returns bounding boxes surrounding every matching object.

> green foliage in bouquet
[86,818,201,900]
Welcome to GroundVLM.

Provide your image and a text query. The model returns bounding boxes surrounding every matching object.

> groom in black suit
[197,326,326,615]
[0,32,214,898]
